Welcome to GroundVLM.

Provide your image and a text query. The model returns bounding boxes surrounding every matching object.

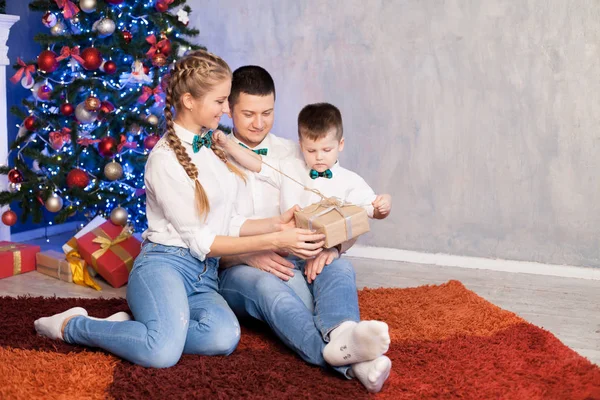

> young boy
[217,102,392,282]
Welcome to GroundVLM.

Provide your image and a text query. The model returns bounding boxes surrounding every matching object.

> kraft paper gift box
[35,249,102,290]
[0,242,40,279]
[294,200,370,249]
[36,250,73,282]
[76,221,141,288]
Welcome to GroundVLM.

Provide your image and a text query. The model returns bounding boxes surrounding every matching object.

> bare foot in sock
[351,356,392,393]
[323,320,390,366]
[34,307,88,340]
[88,311,132,322]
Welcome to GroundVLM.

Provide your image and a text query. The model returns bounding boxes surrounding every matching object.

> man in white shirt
[219,66,313,309]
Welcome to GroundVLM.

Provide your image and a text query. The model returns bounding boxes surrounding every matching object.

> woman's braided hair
[163,50,246,220]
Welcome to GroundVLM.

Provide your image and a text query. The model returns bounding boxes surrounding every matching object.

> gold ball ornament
[152,52,168,67]
[50,21,66,36]
[146,114,159,125]
[45,194,63,213]
[85,96,101,111]
[80,0,97,13]
[104,160,123,181]
[110,207,128,226]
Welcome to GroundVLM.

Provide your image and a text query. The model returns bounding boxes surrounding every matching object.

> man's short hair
[229,66,276,108]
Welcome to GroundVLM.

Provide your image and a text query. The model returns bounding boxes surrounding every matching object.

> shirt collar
[174,123,210,145]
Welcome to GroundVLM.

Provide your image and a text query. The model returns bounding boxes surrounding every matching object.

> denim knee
[137,339,184,369]
[211,326,240,355]
[327,258,356,278]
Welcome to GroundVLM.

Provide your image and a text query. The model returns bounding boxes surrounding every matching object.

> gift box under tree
[76,221,141,288]
[294,199,370,249]
[0,242,40,279]
[36,249,101,291]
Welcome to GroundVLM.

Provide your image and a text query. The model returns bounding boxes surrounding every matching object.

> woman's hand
[212,130,229,148]
[275,228,325,259]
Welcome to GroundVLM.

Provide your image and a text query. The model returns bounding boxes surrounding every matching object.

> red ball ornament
[122,31,132,43]
[2,210,17,226]
[155,1,169,12]
[37,50,58,73]
[8,168,23,183]
[106,0,125,4]
[103,60,117,74]
[66,169,90,189]
[60,103,75,116]
[37,84,52,101]
[81,47,103,71]
[99,101,115,114]
[23,116,36,131]
[98,137,118,157]
[144,134,160,150]
[143,64,150,75]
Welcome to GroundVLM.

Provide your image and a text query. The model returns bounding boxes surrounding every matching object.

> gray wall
[190,0,600,268]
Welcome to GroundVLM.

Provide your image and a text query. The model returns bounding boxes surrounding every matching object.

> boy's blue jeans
[219,256,360,378]
[64,242,240,368]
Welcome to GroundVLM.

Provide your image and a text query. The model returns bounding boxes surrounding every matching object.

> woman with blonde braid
[34,50,325,368]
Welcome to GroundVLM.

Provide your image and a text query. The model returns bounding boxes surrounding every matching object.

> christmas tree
[0,0,202,231]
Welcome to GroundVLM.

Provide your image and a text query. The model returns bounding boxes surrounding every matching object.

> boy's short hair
[298,103,343,141]
[229,66,276,109]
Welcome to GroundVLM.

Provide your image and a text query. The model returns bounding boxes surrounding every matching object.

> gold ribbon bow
[91,225,133,260]
[66,250,102,291]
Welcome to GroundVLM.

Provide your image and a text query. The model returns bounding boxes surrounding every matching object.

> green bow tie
[192,130,213,153]
[239,142,268,155]
[309,169,333,179]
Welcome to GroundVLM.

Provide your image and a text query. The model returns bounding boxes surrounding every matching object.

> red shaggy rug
[1,280,599,399]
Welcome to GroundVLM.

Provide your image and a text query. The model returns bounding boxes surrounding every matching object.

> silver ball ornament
[8,183,21,193]
[94,18,116,38]
[75,102,98,124]
[104,160,123,181]
[80,0,97,13]
[110,207,128,226]
[45,194,64,213]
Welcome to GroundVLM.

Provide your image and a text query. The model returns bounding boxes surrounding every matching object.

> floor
[1,232,598,365]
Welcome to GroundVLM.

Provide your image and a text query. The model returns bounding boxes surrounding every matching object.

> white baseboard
[346,245,600,281]
[10,221,81,242]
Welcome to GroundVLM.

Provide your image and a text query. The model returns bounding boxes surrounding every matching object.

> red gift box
[76,221,141,288]
[0,241,40,279]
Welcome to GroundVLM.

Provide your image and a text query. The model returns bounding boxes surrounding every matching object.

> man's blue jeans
[219,256,360,377]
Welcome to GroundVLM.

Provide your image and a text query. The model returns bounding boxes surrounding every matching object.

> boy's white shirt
[256,156,377,217]
[142,123,247,261]
[230,132,303,219]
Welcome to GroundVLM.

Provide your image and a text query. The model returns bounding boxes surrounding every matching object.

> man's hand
[305,247,340,284]
[372,194,392,219]
[277,205,301,231]
[244,251,296,281]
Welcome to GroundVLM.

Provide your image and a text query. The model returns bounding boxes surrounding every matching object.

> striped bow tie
[309,169,333,179]
[239,142,268,155]
[192,130,213,153]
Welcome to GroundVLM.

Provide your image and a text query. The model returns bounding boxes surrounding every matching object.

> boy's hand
[212,130,229,148]
[305,247,339,284]
[372,194,392,219]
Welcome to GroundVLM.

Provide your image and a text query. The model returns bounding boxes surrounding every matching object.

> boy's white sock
[87,311,131,322]
[351,356,392,393]
[323,320,390,366]
[34,307,88,341]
